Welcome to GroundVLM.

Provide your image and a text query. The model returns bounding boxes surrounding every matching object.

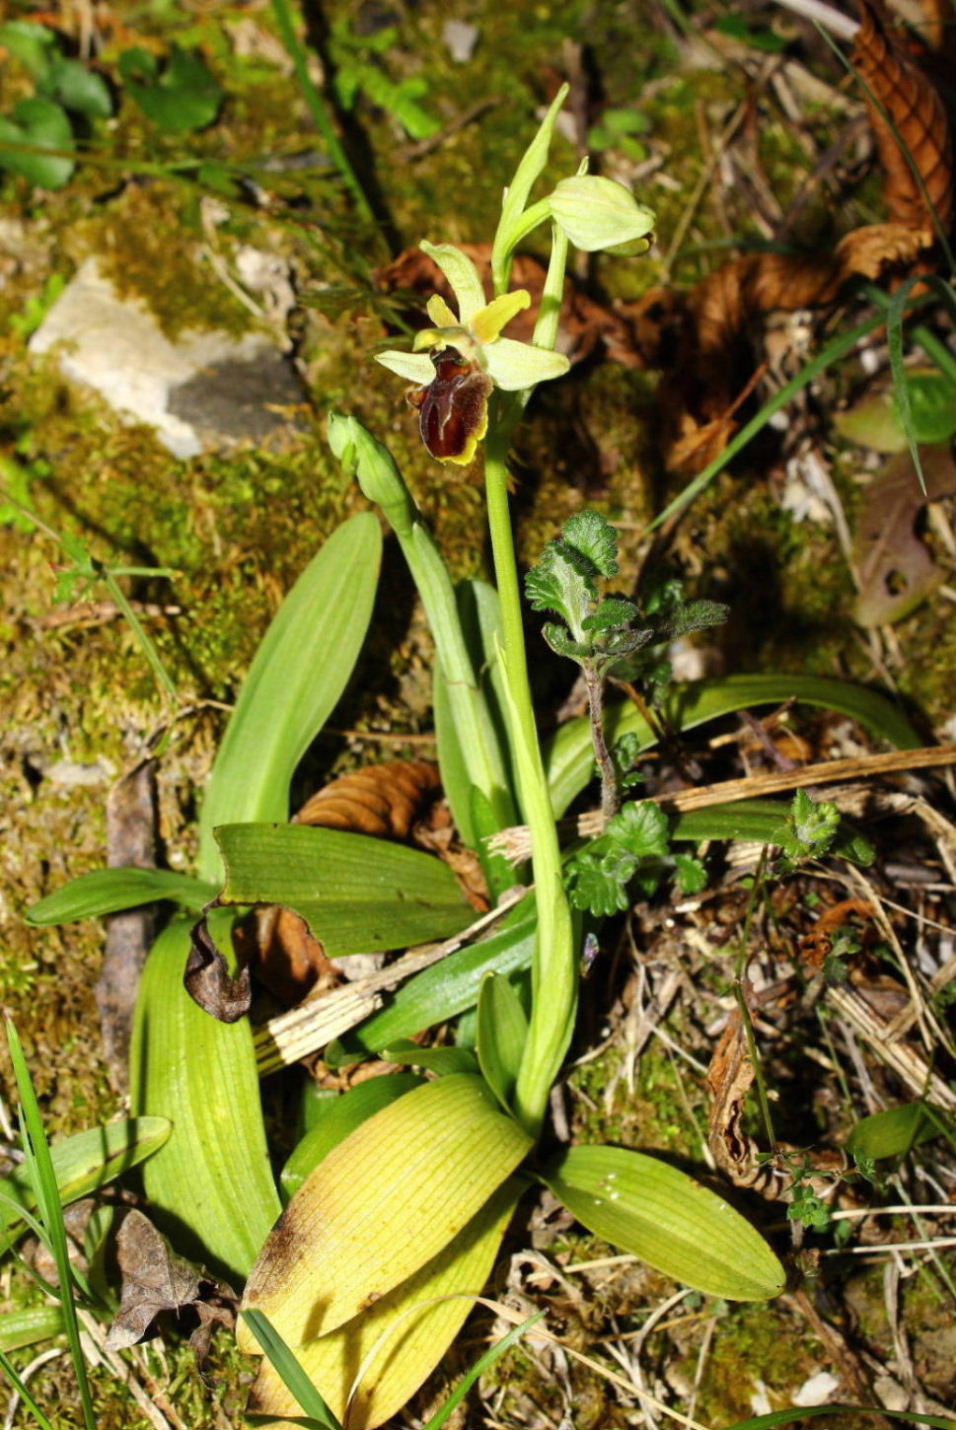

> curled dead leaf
[184,918,252,1022]
[106,1209,235,1359]
[295,758,441,839]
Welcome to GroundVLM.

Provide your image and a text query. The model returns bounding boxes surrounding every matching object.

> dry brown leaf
[799,897,876,971]
[184,918,252,1022]
[851,0,954,235]
[852,445,953,626]
[375,243,643,367]
[295,758,441,839]
[706,1009,763,1187]
[106,1209,235,1359]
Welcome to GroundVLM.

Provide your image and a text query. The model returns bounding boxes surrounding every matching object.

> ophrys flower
[376,240,571,464]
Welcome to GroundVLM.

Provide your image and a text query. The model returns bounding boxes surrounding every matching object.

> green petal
[484,338,571,391]
[420,240,487,323]
[375,349,434,383]
[472,289,531,344]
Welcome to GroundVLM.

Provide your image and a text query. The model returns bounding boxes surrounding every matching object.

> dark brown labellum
[408,346,492,464]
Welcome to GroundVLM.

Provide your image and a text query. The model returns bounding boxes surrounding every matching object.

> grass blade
[241,1309,343,1430]
[5,1021,97,1430]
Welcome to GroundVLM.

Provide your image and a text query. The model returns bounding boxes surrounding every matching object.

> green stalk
[328,415,515,845]
[270,0,376,230]
[482,422,576,1138]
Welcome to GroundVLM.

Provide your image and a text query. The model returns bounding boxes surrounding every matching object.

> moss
[689,1301,825,1424]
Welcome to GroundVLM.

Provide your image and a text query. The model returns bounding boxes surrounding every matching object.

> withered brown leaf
[106,1209,235,1359]
[295,758,441,839]
[184,918,252,1022]
[852,0,954,235]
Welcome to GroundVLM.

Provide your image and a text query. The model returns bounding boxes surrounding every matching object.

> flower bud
[327,413,416,536]
[548,176,654,255]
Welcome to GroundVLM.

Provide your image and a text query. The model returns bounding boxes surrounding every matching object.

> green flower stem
[483,422,576,1138]
[328,415,515,845]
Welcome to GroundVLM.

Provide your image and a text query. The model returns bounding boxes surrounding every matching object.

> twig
[491,745,955,862]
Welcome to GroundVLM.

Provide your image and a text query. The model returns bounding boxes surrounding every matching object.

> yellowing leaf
[247,1180,522,1429]
[240,1074,531,1346]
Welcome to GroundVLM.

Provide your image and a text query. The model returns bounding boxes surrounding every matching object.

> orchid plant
[237,90,784,1427]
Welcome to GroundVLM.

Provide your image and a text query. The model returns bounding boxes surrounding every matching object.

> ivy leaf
[119,46,224,134]
[562,510,619,577]
[47,57,113,119]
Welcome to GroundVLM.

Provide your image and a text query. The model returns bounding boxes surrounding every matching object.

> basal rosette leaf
[543,1145,785,1301]
[239,1074,532,1347]
[246,1180,522,1429]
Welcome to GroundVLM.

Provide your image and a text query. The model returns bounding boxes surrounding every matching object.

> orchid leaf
[542,1145,785,1301]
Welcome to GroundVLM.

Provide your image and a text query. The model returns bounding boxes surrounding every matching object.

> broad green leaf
[477,973,528,1112]
[281,1074,423,1200]
[0,1307,65,1354]
[0,1116,170,1252]
[545,674,921,818]
[240,1074,532,1345]
[198,513,381,881]
[0,97,74,189]
[846,1102,949,1162]
[26,868,214,925]
[130,916,280,1283]
[215,824,472,958]
[542,1145,785,1301]
[247,1179,522,1430]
